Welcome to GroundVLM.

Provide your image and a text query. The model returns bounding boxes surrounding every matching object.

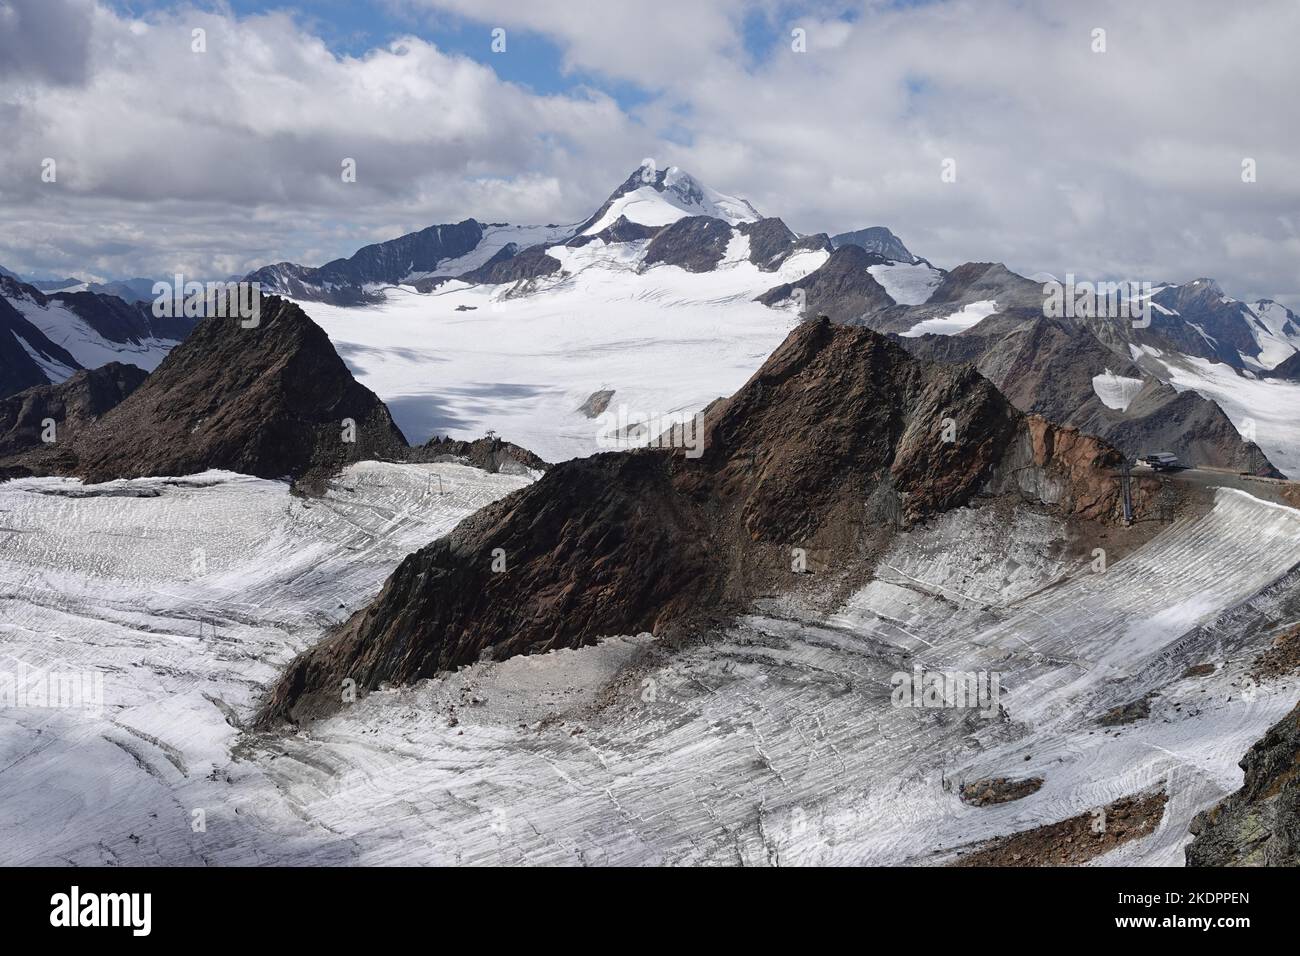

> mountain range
[5,162,1300,868]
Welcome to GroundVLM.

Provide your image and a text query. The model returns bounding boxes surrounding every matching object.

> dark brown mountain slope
[71,295,407,485]
[260,317,1148,725]
[0,363,147,478]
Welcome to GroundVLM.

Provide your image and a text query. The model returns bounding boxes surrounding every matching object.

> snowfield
[1131,344,1300,477]
[901,299,999,337]
[299,236,829,462]
[1091,369,1146,411]
[1,463,1297,865]
[7,293,176,377]
[868,261,943,306]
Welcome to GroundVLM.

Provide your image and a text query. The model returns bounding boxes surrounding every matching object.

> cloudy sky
[2,0,1297,305]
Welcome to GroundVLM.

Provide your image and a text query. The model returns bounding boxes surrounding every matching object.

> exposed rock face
[898,313,1279,475]
[737,218,832,271]
[0,363,147,477]
[416,435,548,475]
[1186,703,1300,866]
[830,226,916,263]
[642,216,734,273]
[1267,350,1300,380]
[71,296,407,486]
[576,388,615,418]
[565,216,659,247]
[260,318,1143,725]
[457,244,561,284]
[757,244,897,322]
[960,777,1044,806]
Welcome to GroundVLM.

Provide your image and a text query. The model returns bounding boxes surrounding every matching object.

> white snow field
[1131,344,1300,477]
[581,166,760,235]
[901,299,999,337]
[0,462,531,865]
[1091,369,1146,412]
[868,261,943,306]
[2,466,1297,865]
[300,235,829,462]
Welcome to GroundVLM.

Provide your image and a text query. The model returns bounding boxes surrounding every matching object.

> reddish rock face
[260,318,1139,726]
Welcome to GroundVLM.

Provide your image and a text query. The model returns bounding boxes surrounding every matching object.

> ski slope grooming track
[2,477,1297,865]
[0,462,531,865]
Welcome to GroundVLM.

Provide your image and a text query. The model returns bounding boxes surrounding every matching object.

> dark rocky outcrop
[67,296,407,486]
[415,435,548,475]
[1266,349,1300,381]
[0,363,147,478]
[642,216,734,273]
[260,318,1148,725]
[757,244,898,321]
[1186,702,1300,866]
[565,216,660,248]
[897,312,1279,476]
[457,244,561,285]
[737,218,832,271]
[576,389,615,418]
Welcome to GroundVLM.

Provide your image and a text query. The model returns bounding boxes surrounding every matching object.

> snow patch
[867,261,943,306]
[900,299,999,337]
[1091,369,1146,411]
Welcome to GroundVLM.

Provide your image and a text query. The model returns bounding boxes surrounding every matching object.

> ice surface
[1091,369,1146,411]
[299,238,829,461]
[867,262,943,306]
[2,469,1296,866]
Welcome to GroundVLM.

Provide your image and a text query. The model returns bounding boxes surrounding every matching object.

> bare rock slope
[261,317,1149,725]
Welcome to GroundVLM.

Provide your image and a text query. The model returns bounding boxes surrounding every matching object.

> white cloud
[1,0,1297,308]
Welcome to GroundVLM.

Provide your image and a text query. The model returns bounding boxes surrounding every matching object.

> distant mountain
[0,362,148,478]
[25,277,84,292]
[898,310,1278,476]
[0,292,84,398]
[0,276,196,397]
[244,164,826,305]
[233,161,1300,476]
[573,163,761,236]
[248,219,574,305]
[831,226,916,264]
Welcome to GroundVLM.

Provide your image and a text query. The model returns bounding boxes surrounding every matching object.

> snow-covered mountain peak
[579,163,761,235]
